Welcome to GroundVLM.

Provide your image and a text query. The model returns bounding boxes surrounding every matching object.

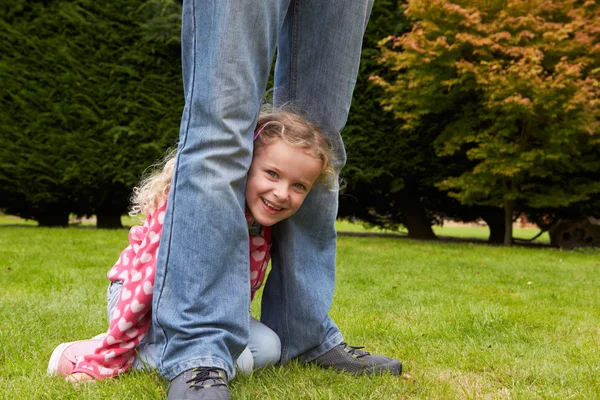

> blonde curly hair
[130,111,336,216]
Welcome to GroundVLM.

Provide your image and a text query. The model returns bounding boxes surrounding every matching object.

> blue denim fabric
[152,0,373,380]
[263,0,374,364]
[108,282,280,374]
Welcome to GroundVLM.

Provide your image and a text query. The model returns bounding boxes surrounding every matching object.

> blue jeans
[107,281,280,373]
[152,0,373,380]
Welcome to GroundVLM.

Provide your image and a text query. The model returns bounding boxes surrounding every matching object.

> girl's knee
[236,347,254,375]
[252,329,281,369]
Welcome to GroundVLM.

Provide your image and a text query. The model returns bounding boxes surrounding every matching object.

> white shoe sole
[47,341,76,376]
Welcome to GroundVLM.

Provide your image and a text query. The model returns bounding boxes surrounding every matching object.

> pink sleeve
[72,203,166,379]
[250,226,272,301]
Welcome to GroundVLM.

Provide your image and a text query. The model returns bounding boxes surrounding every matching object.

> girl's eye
[267,170,278,178]
[293,183,307,190]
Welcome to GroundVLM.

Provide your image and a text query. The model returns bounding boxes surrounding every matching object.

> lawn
[335,219,551,244]
[0,214,551,244]
[1,224,598,399]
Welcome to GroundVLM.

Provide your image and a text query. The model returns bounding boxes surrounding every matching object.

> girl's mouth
[262,198,282,211]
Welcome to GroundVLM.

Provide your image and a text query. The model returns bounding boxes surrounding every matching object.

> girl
[48,110,336,382]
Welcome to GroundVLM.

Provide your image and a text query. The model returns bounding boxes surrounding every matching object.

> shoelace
[186,367,227,389]
[342,342,370,358]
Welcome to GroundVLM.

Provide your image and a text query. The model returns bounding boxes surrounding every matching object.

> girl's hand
[66,372,96,384]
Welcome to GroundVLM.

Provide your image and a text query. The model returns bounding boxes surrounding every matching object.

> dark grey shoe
[311,342,402,376]
[167,367,230,400]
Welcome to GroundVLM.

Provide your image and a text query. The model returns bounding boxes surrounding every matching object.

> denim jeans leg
[261,0,374,363]
[151,0,291,381]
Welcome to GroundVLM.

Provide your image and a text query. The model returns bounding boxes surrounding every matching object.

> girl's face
[246,139,323,226]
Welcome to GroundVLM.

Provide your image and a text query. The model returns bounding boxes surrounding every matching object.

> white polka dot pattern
[72,201,272,380]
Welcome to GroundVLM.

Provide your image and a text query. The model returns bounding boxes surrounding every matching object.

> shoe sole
[315,359,403,376]
[47,341,77,376]
[363,360,402,376]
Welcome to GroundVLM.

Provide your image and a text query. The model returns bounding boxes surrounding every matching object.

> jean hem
[300,331,344,363]
[160,356,234,382]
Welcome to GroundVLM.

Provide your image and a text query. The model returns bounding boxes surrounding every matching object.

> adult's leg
[152,0,290,381]
[110,283,279,373]
[261,0,374,362]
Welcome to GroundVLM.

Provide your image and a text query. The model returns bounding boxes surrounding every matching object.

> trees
[374,0,600,244]
[0,0,182,227]
[341,0,446,239]
[342,0,496,241]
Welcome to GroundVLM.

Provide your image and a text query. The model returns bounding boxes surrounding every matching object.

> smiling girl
[48,110,336,383]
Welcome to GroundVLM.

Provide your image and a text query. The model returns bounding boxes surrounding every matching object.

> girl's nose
[273,183,288,198]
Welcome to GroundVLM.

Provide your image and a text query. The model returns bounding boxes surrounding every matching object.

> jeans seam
[279,245,291,362]
[289,0,299,100]
[301,332,344,363]
[278,0,300,362]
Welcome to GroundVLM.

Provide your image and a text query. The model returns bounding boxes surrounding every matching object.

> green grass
[336,219,551,244]
[0,214,146,228]
[1,215,551,244]
[432,225,550,243]
[0,214,38,226]
[1,225,598,399]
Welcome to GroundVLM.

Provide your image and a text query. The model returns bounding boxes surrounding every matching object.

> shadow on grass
[0,223,136,230]
[337,230,552,249]
[0,215,552,248]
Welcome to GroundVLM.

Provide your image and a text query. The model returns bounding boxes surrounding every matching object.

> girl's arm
[71,203,165,380]
[250,226,272,300]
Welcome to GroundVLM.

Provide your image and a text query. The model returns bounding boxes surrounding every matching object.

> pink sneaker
[47,339,102,376]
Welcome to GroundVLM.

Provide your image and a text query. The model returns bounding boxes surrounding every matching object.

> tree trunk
[94,189,126,229]
[96,210,124,229]
[397,191,438,240]
[36,211,69,227]
[479,207,505,244]
[503,200,514,246]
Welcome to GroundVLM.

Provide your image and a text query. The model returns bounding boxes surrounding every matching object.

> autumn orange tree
[374,0,600,245]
